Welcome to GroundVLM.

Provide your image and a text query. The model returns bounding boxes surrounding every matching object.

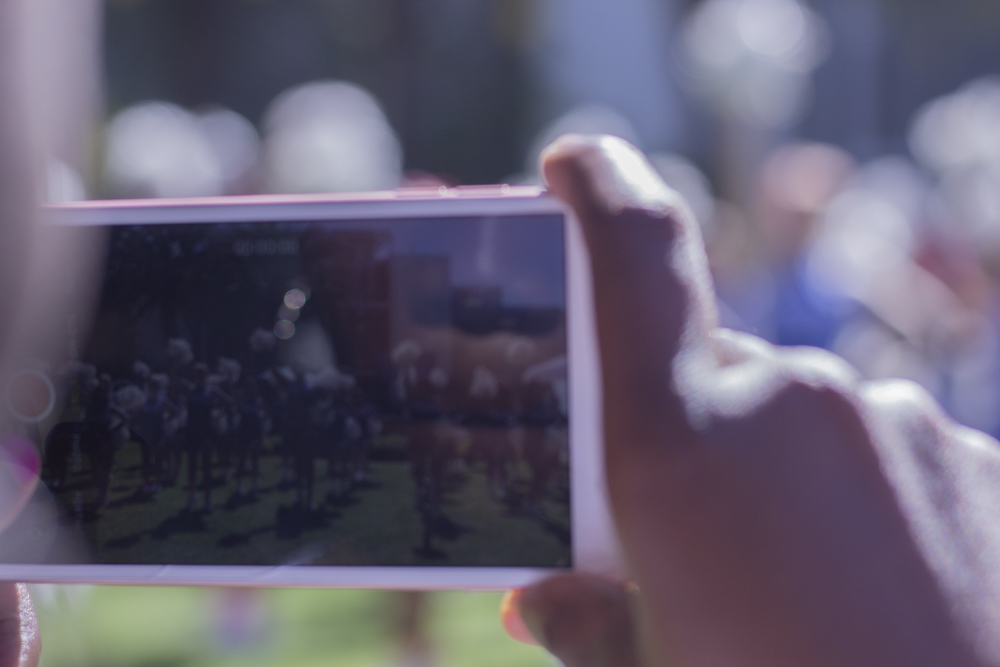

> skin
[505,135,1000,667]
[0,0,49,663]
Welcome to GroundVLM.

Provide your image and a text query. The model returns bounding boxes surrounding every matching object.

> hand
[501,574,640,667]
[503,135,1000,666]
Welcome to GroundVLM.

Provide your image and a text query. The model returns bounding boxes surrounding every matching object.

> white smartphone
[0,186,620,590]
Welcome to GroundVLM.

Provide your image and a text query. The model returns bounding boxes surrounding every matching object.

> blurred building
[804,0,1000,158]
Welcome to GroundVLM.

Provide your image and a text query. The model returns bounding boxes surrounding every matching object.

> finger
[541,135,718,464]
[0,584,39,667]
[508,574,641,667]
[703,329,861,419]
[499,589,538,645]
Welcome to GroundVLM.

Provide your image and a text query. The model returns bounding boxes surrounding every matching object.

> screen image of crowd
[29,215,571,568]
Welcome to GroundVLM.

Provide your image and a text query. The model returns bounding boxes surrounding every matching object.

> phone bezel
[0,188,620,590]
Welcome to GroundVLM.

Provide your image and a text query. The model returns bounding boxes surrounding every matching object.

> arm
[0,0,100,662]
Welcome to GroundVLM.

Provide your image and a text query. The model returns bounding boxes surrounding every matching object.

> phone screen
[18,213,570,569]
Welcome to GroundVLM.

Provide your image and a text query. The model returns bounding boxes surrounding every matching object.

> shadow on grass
[223,490,262,511]
[151,508,210,540]
[108,488,159,508]
[274,504,336,540]
[414,500,471,561]
[105,533,143,549]
[217,524,271,548]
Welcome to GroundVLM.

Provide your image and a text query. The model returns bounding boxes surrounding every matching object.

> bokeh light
[678,0,828,127]
[283,288,308,310]
[262,81,402,194]
[273,320,296,340]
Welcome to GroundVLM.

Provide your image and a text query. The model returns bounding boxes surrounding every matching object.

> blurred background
[26,0,1000,665]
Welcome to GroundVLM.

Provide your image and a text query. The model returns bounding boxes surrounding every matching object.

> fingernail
[539,133,589,163]
[540,134,672,217]
[0,435,39,486]
[500,589,539,646]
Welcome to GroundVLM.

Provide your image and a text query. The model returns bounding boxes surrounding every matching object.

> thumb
[541,134,718,468]
[503,574,642,667]
[0,584,39,667]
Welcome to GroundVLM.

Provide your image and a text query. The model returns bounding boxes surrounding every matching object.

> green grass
[33,587,556,667]
[52,433,569,568]
[34,428,564,666]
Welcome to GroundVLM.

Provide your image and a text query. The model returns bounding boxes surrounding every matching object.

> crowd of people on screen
[41,333,569,554]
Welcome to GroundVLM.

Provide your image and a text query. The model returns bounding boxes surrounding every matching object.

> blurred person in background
[812,152,1000,439]
[710,132,1000,440]
[261,80,403,194]
[103,102,260,199]
[717,141,856,347]
[677,0,830,208]
[100,79,403,199]
[902,77,1000,439]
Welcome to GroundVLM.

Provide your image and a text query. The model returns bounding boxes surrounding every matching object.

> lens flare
[284,289,308,310]
[274,320,296,340]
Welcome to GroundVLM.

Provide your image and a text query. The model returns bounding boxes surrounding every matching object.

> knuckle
[779,376,849,409]
[770,368,863,423]
[541,135,607,185]
[861,378,941,420]
[779,345,862,392]
[710,327,774,365]
[860,378,952,434]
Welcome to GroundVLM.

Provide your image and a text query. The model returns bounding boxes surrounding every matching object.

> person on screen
[185,363,224,512]
[234,377,265,496]
[131,372,175,495]
[517,380,564,516]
